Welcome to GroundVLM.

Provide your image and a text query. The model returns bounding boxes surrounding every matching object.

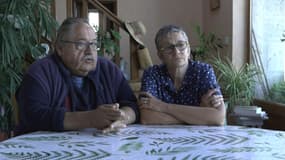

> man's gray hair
[55,17,91,46]
[155,25,189,50]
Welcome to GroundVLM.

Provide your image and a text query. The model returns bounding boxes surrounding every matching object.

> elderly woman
[139,25,225,125]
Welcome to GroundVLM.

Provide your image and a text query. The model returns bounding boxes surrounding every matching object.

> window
[251,0,285,104]
[88,12,99,28]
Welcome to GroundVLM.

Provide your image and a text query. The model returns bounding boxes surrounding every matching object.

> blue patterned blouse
[140,60,221,106]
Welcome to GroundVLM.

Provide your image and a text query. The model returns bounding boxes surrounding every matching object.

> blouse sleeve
[198,64,222,97]
[140,67,159,97]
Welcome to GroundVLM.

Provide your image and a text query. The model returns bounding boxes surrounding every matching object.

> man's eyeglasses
[61,40,100,51]
[159,41,188,54]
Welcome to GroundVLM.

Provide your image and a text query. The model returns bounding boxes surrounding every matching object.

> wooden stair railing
[68,0,141,81]
[88,0,124,29]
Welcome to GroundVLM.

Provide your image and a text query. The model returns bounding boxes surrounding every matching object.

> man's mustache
[82,55,95,61]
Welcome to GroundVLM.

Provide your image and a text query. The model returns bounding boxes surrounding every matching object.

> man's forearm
[64,111,90,130]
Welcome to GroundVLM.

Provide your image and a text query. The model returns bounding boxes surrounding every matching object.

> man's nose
[84,44,95,54]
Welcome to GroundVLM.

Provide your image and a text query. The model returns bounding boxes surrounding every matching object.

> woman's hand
[200,89,224,108]
[138,92,166,112]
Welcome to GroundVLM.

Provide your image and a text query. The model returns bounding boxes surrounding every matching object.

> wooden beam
[88,0,125,30]
[51,0,56,18]
[81,0,88,18]
[130,40,140,80]
[66,0,73,17]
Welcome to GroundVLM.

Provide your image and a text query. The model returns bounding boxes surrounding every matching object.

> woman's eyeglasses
[159,41,188,54]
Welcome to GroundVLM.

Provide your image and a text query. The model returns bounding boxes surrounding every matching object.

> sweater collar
[51,53,103,92]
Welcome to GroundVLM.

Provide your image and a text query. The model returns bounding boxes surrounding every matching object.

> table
[0,125,285,160]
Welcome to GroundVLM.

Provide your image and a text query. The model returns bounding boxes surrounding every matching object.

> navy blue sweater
[16,54,139,135]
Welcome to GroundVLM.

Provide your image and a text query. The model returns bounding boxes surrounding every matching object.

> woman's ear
[157,51,163,60]
[187,47,191,60]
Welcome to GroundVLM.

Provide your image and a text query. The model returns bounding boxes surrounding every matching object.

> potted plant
[191,25,223,61]
[267,81,285,104]
[211,56,260,111]
[93,26,121,57]
[0,0,57,139]
[93,27,125,71]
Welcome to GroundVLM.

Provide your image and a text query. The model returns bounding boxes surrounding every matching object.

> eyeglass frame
[158,41,189,54]
[60,40,100,51]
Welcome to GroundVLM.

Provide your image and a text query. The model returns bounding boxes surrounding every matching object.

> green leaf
[210,56,260,108]
[0,0,58,131]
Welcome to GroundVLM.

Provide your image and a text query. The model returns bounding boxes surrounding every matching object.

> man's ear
[55,43,63,56]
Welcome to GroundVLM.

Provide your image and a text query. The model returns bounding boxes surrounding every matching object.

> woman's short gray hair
[155,25,189,50]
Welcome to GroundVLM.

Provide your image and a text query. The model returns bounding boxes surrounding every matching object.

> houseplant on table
[0,0,57,139]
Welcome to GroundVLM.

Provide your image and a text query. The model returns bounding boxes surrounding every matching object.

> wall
[55,0,67,25]
[54,0,235,78]
[204,0,250,70]
[118,0,203,77]
[203,0,233,60]
[232,0,249,68]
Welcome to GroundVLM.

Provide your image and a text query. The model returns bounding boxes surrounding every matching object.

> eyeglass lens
[160,41,188,53]
[61,40,99,51]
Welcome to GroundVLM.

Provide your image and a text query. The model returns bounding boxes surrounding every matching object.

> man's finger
[102,121,126,134]
[112,121,127,128]
[103,103,119,110]
[102,127,112,134]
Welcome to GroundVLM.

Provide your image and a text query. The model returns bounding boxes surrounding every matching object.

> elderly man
[16,17,139,135]
[139,25,225,125]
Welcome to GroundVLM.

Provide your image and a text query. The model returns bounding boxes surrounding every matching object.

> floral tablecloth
[0,125,285,160]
